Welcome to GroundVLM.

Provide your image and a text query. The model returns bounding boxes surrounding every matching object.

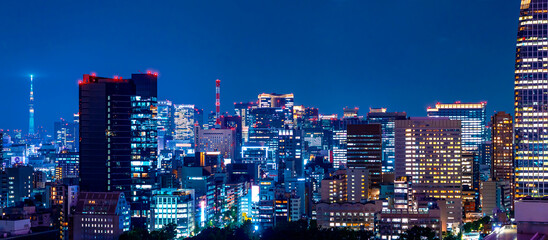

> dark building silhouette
[346,124,382,186]
[79,73,157,228]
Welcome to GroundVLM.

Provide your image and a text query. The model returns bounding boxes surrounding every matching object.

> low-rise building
[72,192,130,240]
[0,219,31,237]
[149,188,195,238]
[515,198,548,237]
[377,208,442,240]
[315,201,382,231]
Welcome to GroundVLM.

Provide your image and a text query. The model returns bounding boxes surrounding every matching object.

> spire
[29,74,35,136]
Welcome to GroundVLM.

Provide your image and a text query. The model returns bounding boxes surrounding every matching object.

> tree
[150,223,177,240]
[399,226,439,240]
[120,223,178,240]
[442,232,459,240]
[119,228,151,240]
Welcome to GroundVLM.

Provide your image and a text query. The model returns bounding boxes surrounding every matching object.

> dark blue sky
[0,0,520,132]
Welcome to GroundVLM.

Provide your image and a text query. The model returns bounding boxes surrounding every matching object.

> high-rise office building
[258,93,294,127]
[258,93,294,109]
[79,73,157,228]
[129,73,159,228]
[346,124,382,186]
[277,129,303,180]
[367,108,407,173]
[332,129,347,169]
[174,104,195,142]
[395,118,462,229]
[427,102,487,152]
[234,102,258,143]
[1,166,33,207]
[220,115,243,162]
[514,0,548,197]
[248,107,285,159]
[157,100,175,150]
[194,108,204,129]
[54,118,78,151]
[28,75,35,136]
[234,102,258,128]
[491,112,513,182]
[195,128,235,162]
[55,150,79,181]
[343,107,359,118]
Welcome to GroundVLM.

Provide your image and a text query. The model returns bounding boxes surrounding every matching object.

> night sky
[0,0,520,132]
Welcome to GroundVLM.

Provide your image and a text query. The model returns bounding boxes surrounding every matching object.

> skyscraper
[427,102,487,152]
[491,112,513,182]
[395,118,462,229]
[54,118,78,151]
[514,0,548,197]
[367,108,407,173]
[258,93,294,127]
[79,72,157,228]
[346,124,382,186]
[157,100,175,150]
[28,75,35,136]
[174,104,196,141]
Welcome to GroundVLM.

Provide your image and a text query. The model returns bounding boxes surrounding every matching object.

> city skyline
[0,1,519,131]
[4,1,548,239]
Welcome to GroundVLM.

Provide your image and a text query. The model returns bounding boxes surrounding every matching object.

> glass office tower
[427,102,487,152]
[367,108,407,173]
[79,73,157,228]
[514,0,548,197]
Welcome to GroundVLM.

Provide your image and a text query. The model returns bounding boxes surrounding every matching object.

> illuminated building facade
[346,124,382,186]
[241,145,270,165]
[514,0,548,197]
[367,108,407,173]
[258,93,294,126]
[50,183,79,240]
[277,129,303,180]
[234,102,258,142]
[332,129,347,169]
[248,107,285,166]
[79,72,157,228]
[2,166,33,207]
[258,93,294,109]
[491,112,514,183]
[28,75,34,136]
[54,117,78,151]
[234,101,258,128]
[426,102,487,152]
[395,118,462,229]
[320,170,347,203]
[257,179,275,228]
[149,189,195,238]
[461,151,480,213]
[157,100,174,150]
[346,167,369,203]
[174,104,195,142]
[72,192,130,240]
[377,208,442,240]
[55,150,79,181]
[129,74,159,227]
[195,128,235,160]
[343,107,359,118]
[315,201,382,231]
